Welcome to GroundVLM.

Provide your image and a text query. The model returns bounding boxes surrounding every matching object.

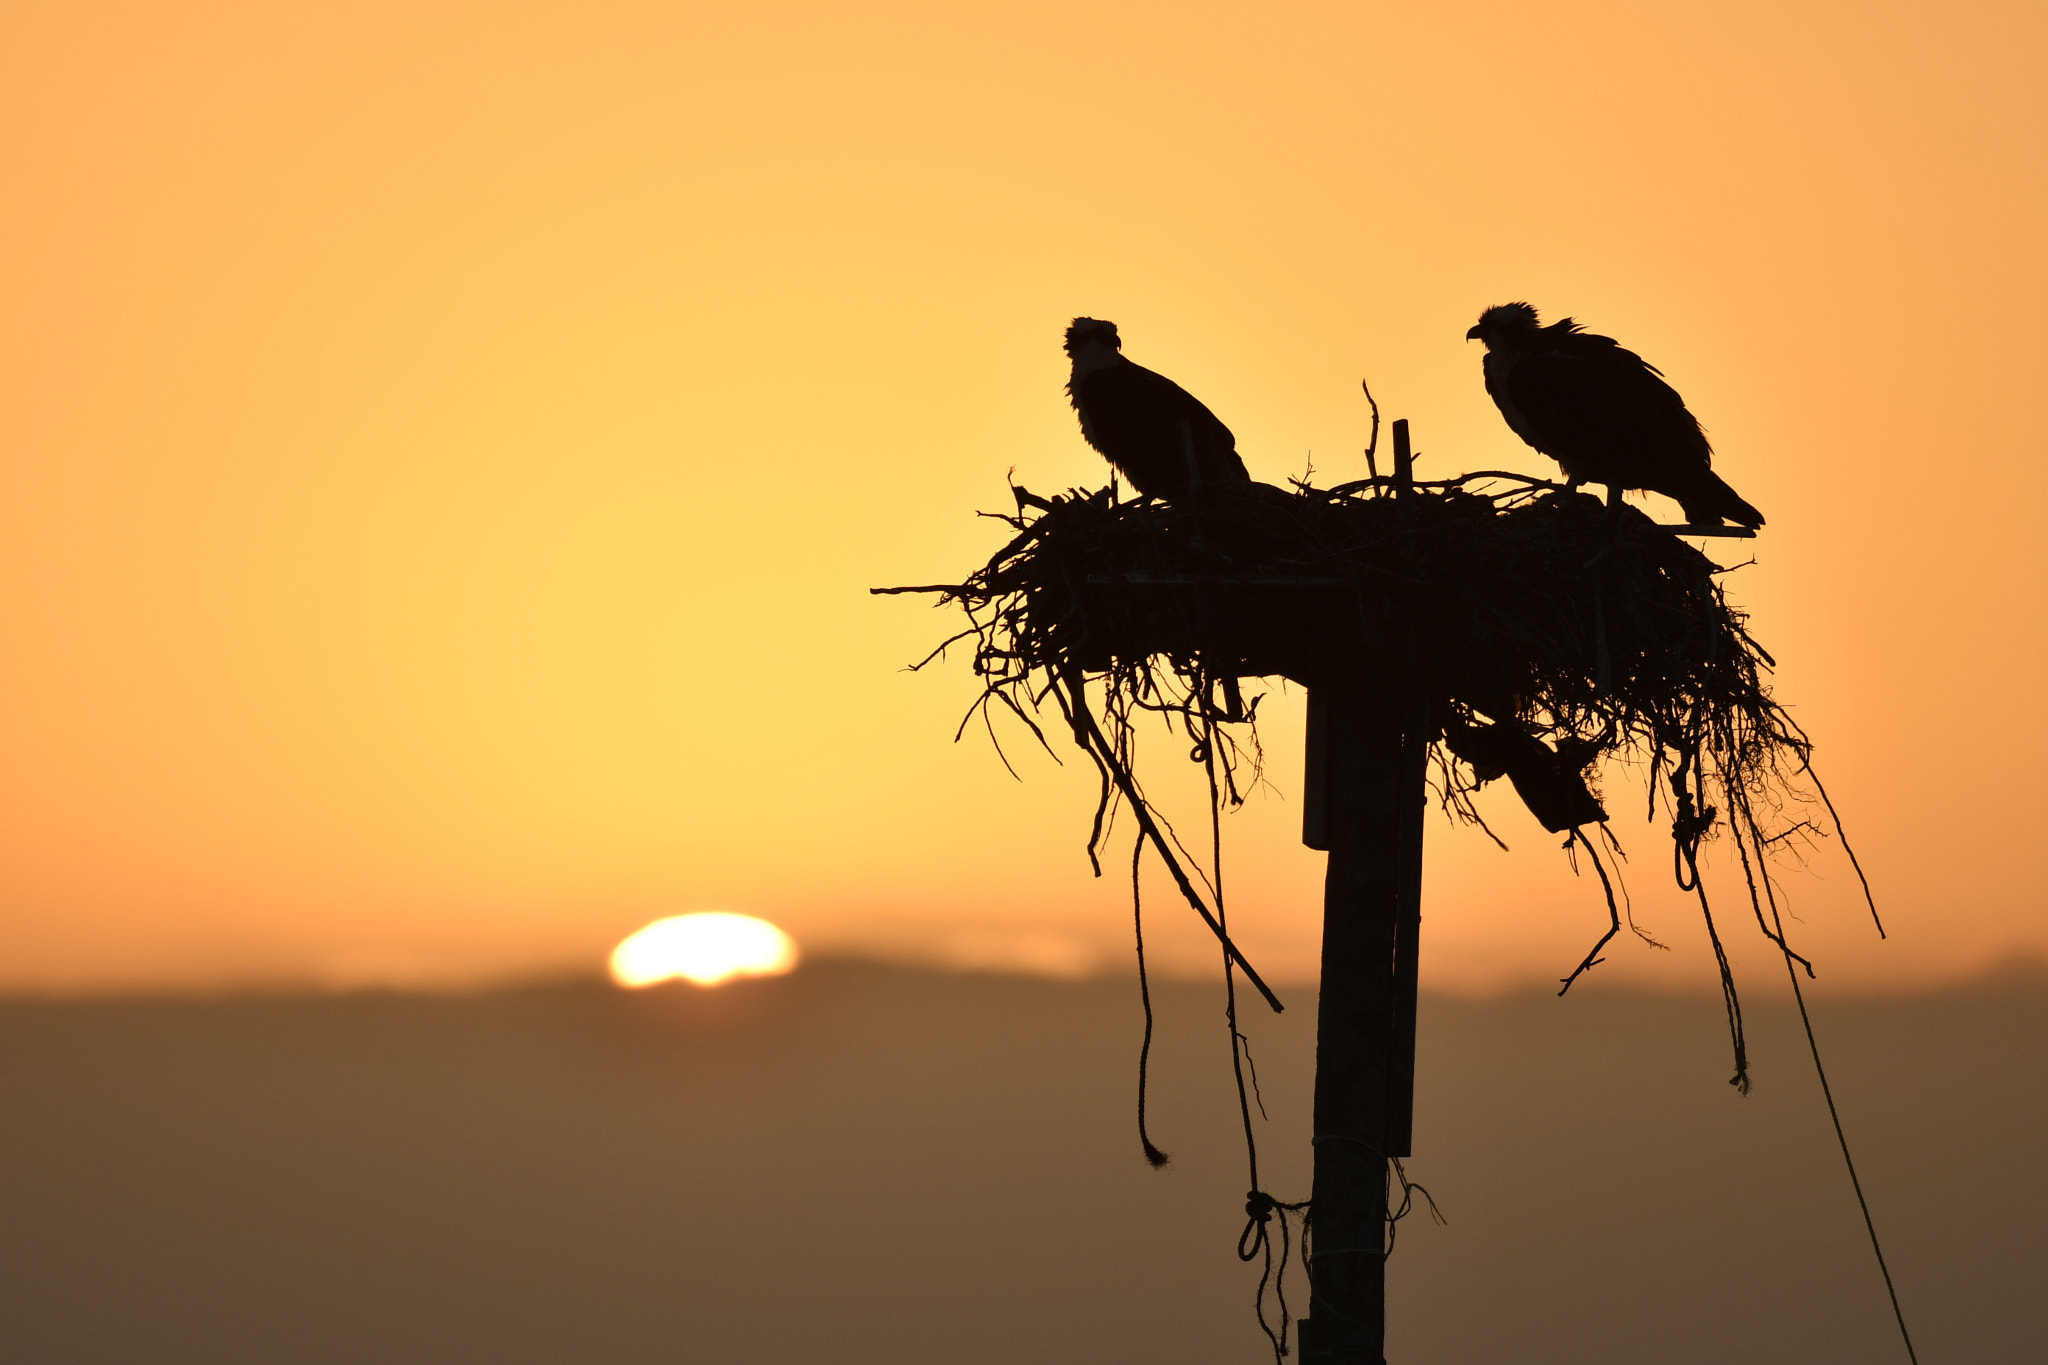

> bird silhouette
[1467,303,1763,528]
[1065,318,1250,501]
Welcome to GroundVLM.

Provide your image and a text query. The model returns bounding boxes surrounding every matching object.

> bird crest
[1477,301,1541,332]
[1469,302,1589,347]
[1065,318,1122,356]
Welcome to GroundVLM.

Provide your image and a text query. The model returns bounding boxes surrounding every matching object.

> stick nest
[884,471,1875,1089]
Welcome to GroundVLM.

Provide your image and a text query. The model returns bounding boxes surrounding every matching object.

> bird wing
[1075,362,1247,496]
[1499,339,1712,488]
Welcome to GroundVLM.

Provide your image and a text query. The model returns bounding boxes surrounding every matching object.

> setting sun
[608,913,799,989]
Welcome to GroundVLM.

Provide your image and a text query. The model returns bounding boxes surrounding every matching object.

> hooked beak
[1465,325,1484,341]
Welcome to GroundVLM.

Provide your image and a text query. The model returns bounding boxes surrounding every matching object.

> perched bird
[1065,318,1250,500]
[1466,303,1764,528]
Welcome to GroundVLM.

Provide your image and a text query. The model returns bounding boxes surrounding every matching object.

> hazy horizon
[6,945,2048,1005]
[3,958,2038,1362]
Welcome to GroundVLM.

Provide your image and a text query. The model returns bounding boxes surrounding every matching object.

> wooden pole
[1297,664,1428,1363]
[1300,427,1428,1363]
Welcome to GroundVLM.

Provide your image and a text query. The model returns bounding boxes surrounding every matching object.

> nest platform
[942,474,1785,783]
[882,469,1872,1089]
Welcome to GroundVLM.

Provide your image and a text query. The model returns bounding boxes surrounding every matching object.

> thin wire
[1747,821,1919,1363]
[1802,756,1887,939]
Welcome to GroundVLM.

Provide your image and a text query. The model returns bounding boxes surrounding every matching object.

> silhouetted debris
[1443,716,1605,834]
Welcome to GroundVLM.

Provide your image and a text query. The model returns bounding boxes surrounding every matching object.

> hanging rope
[1199,690,1345,1363]
[1669,754,1752,1091]
[1239,1187,1312,1361]
[1202,699,1287,1359]
[1201,703,1264,1194]
[1130,832,1171,1168]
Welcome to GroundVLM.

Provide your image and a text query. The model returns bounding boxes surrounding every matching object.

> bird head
[1065,317,1122,357]
[1466,302,1542,347]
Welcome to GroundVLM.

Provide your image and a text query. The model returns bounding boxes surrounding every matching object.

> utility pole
[1296,420,1428,1363]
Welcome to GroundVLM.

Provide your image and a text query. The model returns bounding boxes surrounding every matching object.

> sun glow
[609,913,799,988]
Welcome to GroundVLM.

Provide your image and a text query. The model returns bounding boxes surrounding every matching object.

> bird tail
[1680,471,1765,529]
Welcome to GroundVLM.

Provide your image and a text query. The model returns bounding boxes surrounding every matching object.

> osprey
[1466,303,1764,528]
[1065,318,1250,500]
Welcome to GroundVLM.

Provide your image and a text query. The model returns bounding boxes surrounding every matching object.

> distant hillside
[0,962,2039,1363]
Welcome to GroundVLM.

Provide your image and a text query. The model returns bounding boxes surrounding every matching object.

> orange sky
[2,0,2043,995]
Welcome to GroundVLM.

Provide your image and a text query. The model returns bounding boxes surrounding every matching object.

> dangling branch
[1053,668,1285,1015]
[1558,826,1623,995]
